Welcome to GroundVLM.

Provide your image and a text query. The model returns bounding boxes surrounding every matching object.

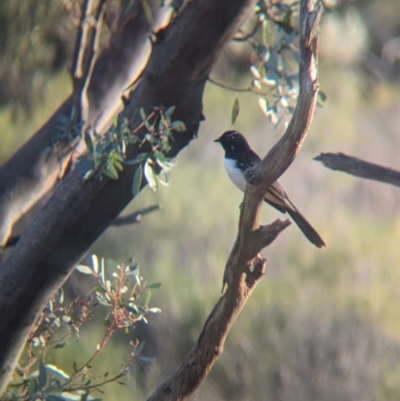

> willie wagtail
[214,130,325,248]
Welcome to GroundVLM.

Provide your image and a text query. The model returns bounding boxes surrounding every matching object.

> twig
[112,204,161,226]
[208,77,277,97]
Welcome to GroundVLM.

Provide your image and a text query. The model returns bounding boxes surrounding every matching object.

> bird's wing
[241,150,291,213]
[264,182,292,214]
[242,148,262,168]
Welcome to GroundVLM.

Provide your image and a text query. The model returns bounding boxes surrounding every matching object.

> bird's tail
[286,207,325,248]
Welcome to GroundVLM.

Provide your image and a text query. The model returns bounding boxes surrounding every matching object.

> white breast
[224,158,247,192]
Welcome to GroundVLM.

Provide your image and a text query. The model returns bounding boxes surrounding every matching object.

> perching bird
[214,130,325,248]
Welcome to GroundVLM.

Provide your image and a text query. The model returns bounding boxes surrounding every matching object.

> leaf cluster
[3,256,161,401]
[229,0,326,126]
[82,106,184,197]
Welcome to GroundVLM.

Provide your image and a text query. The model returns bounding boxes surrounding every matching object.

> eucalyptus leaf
[138,356,155,363]
[144,160,158,191]
[148,283,162,289]
[165,106,176,120]
[103,164,119,180]
[231,95,240,125]
[144,290,152,308]
[170,120,186,132]
[91,254,99,274]
[76,265,93,275]
[38,360,47,390]
[132,165,143,197]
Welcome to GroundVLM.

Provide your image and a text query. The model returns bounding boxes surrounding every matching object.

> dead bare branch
[315,152,400,187]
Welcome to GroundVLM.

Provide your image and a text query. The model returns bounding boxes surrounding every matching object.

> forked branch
[146,1,322,400]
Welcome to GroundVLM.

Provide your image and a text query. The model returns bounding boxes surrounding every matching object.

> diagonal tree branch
[0,0,257,394]
[147,1,322,400]
[314,152,400,187]
[0,2,172,247]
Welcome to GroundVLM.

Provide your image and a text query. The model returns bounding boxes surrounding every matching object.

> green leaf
[83,169,95,181]
[106,259,119,269]
[61,315,71,323]
[164,106,176,120]
[231,95,240,125]
[144,290,152,308]
[84,132,94,154]
[103,163,119,180]
[132,165,143,197]
[141,0,153,23]
[76,265,93,275]
[46,364,70,379]
[157,172,170,186]
[138,356,155,363]
[112,152,124,162]
[91,254,99,274]
[125,153,147,166]
[148,283,162,289]
[144,160,158,191]
[58,288,64,304]
[170,120,186,132]
[155,156,174,172]
[135,341,145,356]
[38,360,47,390]
[317,90,327,108]
[258,97,269,114]
[28,377,37,396]
[53,342,67,350]
[279,96,288,108]
[60,392,82,400]
[250,65,261,79]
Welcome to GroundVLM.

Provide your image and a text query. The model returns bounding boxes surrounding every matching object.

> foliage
[53,105,184,196]
[2,256,161,401]
[213,0,327,129]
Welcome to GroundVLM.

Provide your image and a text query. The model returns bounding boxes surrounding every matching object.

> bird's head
[214,130,250,152]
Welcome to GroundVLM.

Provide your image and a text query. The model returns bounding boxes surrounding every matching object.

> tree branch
[0,0,257,394]
[314,152,400,187]
[0,3,171,247]
[146,1,321,400]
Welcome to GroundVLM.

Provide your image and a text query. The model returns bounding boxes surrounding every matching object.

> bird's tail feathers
[286,208,325,248]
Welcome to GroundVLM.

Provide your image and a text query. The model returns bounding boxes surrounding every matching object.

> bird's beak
[214,138,221,143]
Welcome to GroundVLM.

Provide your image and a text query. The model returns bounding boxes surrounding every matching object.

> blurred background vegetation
[2,0,400,400]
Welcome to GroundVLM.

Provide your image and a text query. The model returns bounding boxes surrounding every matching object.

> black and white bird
[214,130,325,248]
